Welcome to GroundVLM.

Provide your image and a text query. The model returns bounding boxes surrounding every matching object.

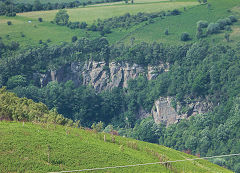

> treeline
[0,0,122,16]
[0,87,77,126]
[60,9,181,35]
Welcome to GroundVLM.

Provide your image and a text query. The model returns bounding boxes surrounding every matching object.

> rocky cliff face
[39,60,169,92]
[151,97,213,126]
[38,60,211,126]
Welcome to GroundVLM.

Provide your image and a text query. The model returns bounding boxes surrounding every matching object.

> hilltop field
[0,0,239,47]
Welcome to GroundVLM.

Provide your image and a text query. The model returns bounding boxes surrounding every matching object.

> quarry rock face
[151,97,213,126]
[39,60,168,92]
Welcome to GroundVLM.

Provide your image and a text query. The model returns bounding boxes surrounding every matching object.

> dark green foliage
[54,9,69,26]
[20,32,25,37]
[38,17,43,22]
[228,15,238,23]
[224,33,230,42]
[7,21,12,25]
[6,75,27,89]
[207,23,220,34]
[71,36,77,42]
[165,29,169,35]
[181,32,191,41]
[197,20,208,29]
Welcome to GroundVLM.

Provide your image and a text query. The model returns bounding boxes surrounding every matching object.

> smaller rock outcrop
[151,97,213,126]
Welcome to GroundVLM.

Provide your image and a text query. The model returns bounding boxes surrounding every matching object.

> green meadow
[0,0,239,47]
[119,0,240,45]
[17,1,198,23]
[0,121,232,172]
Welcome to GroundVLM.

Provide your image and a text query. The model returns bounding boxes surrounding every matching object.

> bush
[38,17,43,22]
[165,29,169,35]
[224,25,232,31]
[6,75,27,89]
[20,32,25,37]
[79,22,87,29]
[9,41,19,50]
[197,20,208,29]
[181,32,191,41]
[224,17,232,25]
[39,40,43,44]
[171,9,181,15]
[7,21,12,25]
[216,19,228,29]
[72,36,78,42]
[229,15,238,23]
[207,23,220,34]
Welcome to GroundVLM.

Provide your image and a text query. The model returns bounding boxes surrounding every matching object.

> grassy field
[1,0,239,47]
[118,0,240,45]
[17,1,198,23]
[0,121,232,172]
[0,16,100,47]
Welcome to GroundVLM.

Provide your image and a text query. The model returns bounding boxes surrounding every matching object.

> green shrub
[72,36,78,42]
[181,32,191,41]
[228,15,237,23]
[207,23,220,34]
[38,17,43,22]
[7,21,12,25]
[6,75,27,89]
[165,29,169,35]
[197,20,208,29]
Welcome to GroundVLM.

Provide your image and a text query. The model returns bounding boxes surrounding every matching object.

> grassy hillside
[0,121,232,173]
[0,16,100,47]
[114,0,240,45]
[1,0,239,47]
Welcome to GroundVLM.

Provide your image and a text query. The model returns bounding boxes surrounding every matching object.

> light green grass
[0,121,232,172]
[0,16,99,47]
[120,0,240,45]
[17,1,198,23]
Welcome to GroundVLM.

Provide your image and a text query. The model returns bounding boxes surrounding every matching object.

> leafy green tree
[181,32,191,41]
[54,9,69,25]
[6,75,27,89]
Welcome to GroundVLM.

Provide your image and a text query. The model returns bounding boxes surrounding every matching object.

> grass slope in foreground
[0,121,232,173]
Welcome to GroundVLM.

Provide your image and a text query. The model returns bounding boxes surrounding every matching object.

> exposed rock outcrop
[151,97,213,126]
[39,60,168,92]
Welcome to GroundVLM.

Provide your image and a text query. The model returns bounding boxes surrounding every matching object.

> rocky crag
[38,60,211,126]
[39,60,169,92]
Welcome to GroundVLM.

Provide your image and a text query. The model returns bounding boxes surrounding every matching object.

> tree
[224,33,230,42]
[181,32,191,41]
[54,9,69,25]
[38,17,43,22]
[207,23,220,35]
[165,29,169,35]
[33,0,42,11]
[6,75,27,89]
[7,21,12,25]
[72,36,77,42]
